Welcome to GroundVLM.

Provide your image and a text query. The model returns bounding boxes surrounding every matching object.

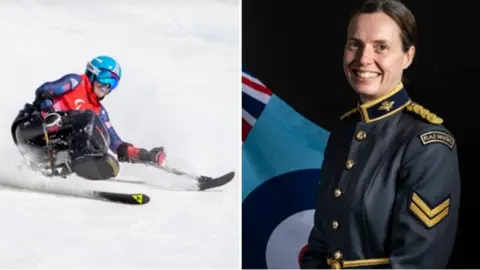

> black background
[243,0,479,268]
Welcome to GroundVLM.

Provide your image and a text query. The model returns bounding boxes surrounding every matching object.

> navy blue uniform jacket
[301,83,461,269]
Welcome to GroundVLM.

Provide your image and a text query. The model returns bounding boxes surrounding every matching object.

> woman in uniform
[300,0,461,268]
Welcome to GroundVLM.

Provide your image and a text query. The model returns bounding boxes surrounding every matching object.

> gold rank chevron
[409,192,450,229]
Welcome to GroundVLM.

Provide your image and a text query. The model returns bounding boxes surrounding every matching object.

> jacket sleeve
[389,128,461,268]
[300,212,330,269]
[34,74,81,110]
[300,134,334,269]
[98,106,124,153]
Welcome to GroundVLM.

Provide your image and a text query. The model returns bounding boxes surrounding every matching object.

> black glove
[34,90,54,113]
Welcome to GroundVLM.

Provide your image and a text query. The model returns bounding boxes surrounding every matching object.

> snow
[0,0,240,268]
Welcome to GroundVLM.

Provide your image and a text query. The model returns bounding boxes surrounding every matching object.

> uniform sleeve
[301,214,330,269]
[389,128,461,268]
[98,107,124,153]
[300,134,334,269]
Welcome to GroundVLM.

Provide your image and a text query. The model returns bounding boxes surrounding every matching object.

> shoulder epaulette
[405,102,443,124]
[340,107,358,120]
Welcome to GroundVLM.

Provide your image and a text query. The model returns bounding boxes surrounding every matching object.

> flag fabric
[242,70,272,142]
[241,69,331,269]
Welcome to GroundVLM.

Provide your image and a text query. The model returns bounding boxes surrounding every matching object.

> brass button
[345,160,355,169]
[333,250,343,260]
[334,189,342,198]
[355,130,367,141]
[332,220,339,230]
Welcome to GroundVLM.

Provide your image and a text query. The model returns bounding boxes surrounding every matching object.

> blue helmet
[85,56,122,93]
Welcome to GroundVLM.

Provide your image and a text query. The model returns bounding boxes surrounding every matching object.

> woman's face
[93,80,110,98]
[343,12,415,102]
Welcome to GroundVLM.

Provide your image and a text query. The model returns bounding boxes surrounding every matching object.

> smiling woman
[343,0,416,102]
[300,0,461,269]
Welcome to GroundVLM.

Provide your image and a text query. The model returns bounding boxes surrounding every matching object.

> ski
[196,171,235,191]
[0,174,150,205]
[89,191,150,205]
[146,162,235,191]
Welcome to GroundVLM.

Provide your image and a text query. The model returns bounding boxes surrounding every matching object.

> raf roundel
[266,209,316,269]
[242,169,321,269]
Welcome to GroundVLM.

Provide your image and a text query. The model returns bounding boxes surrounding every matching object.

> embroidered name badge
[419,131,455,149]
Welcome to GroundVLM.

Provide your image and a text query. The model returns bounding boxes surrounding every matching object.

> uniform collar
[358,83,411,123]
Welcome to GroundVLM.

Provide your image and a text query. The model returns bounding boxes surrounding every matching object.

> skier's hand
[40,107,55,118]
[34,90,54,112]
[136,147,167,166]
[116,142,140,162]
[116,143,166,166]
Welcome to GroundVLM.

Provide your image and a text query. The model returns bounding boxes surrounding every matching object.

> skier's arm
[98,107,124,153]
[34,74,82,111]
[99,107,166,165]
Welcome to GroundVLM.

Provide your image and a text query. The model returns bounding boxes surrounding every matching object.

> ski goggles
[95,69,120,92]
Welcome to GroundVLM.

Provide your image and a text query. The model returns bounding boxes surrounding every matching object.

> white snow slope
[0,0,240,268]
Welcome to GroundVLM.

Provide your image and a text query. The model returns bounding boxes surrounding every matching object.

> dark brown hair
[351,0,417,52]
